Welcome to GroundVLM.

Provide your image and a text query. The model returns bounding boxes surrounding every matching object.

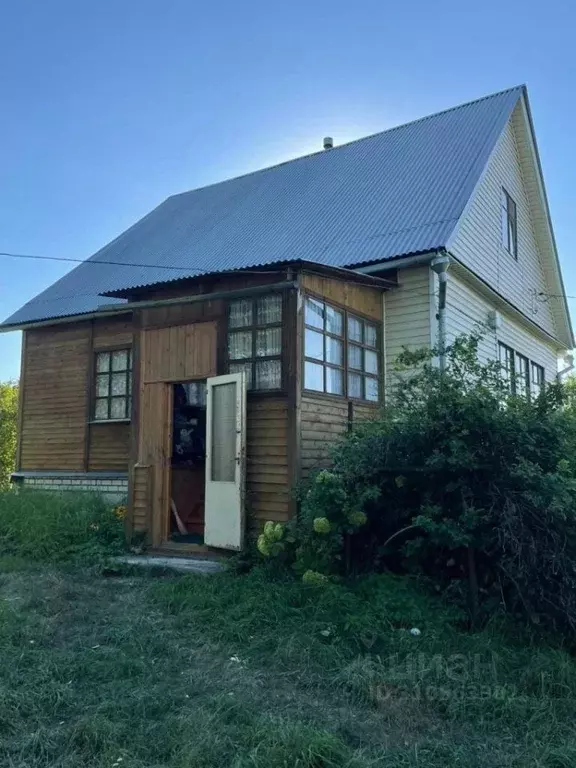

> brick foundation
[12,472,128,504]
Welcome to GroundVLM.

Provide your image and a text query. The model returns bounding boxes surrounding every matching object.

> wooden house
[3,86,572,554]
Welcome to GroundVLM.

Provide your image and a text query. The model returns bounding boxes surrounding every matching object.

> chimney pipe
[323,136,334,150]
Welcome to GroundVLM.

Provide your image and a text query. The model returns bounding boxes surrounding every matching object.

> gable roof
[1,85,540,329]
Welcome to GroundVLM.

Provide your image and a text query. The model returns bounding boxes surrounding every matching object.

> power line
[0,250,286,275]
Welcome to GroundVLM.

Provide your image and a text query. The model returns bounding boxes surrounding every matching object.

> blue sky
[1,0,575,379]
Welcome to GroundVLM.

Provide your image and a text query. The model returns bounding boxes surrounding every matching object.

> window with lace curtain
[227,295,283,390]
[93,348,132,420]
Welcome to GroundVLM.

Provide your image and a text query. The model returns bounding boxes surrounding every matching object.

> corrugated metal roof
[3,86,523,327]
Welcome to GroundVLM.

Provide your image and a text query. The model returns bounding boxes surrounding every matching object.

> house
[3,85,572,554]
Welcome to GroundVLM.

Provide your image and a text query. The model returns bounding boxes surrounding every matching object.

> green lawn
[1,557,576,767]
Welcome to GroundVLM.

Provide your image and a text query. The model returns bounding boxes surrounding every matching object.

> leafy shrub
[0,489,126,563]
[271,334,576,634]
[0,382,17,491]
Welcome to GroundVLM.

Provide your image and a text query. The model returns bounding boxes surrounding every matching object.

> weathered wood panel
[88,423,131,471]
[131,464,150,533]
[142,321,217,383]
[93,317,133,349]
[20,325,91,470]
[300,395,348,477]
[301,272,383,320]
[246,398,291,523]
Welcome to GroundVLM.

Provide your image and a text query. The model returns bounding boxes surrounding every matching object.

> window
[227,294,282,390]
[93,349,132,420]
[498,342,545,398]
[501,188,517,259]
[531,362,545,398]
[304,297,380,402]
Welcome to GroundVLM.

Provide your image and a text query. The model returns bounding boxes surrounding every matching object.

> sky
[1,0,575,380]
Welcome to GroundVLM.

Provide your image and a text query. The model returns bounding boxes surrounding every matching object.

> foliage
[269,334,576,634]
[0,381,18,491]
[0,489,126,563]
[3,560,576,766]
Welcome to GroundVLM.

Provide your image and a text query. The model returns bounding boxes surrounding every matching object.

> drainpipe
[430,253,451,372]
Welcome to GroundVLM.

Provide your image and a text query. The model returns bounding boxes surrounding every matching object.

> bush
[0,382,18,491]
[0,489,126,563]
[272,334,576,634]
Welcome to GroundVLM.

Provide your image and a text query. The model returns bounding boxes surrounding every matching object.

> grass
[1,491,576,766]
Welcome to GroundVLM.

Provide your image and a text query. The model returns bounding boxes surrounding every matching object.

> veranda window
[227,294,283,390]
[93,349,132,420]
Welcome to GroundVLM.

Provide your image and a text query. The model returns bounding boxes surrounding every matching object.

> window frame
[226,293,285,392]
[498,342,545,399]
[92,346,133,422]
[501,188,518,259]
[302,291,381,403]
[530,361,545,398]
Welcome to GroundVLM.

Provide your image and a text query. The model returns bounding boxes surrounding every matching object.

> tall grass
[0,489,125,562]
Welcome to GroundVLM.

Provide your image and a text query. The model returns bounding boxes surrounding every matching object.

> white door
[204,372,247,550]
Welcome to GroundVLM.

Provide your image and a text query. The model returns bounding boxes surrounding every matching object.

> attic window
[501,188,517,259]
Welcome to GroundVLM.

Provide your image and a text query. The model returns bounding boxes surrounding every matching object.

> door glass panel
[304,361,324,391]
[305,329,324,361]
[211,382,237,482]
[305,298,324,329]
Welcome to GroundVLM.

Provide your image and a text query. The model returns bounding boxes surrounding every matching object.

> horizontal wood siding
[88,424,131,471]
[385,267,432,386]
[20,325,91,470]
[301,272,383,320]
[446,273,559,381]
[93,317,133,349]
[246,398,290,523]
[300,395,348,477]
[131,465,150,533]
[448,106,558,339]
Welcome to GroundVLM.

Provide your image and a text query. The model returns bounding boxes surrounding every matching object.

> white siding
[385,266,432,380]
[448,105,558,340]
[445,273,558,383]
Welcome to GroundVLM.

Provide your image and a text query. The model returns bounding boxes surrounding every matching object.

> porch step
[114,555,225,575]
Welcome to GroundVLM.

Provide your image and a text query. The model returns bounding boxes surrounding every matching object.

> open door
[204,372,247,550]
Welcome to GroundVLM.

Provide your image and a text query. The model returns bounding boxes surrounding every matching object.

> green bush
[274,334,576,634]
[0,489,126,563]
[0,382,18,492]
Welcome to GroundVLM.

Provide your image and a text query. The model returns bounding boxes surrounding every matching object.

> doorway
[169,380,207,544]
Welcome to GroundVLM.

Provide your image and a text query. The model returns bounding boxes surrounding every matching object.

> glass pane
[112,350,128,371]
[256,327,281,357]
[111,373,127,396]
[184,381,207,406]
[211,382,237,482]
[110,397,127,419]
[96,352,110,373]
[255,360,281,389]
[305,329,324,361]
[229,299,253,328]
[365,324,377,348]
[94,399,108,420]
[348,372,362,399]
[365,349,378,374]
[326,367,343,395]
[305,298,324,329]
[229,362,253,389]
[348,316,362,343]
[326,337,342,365]
[96,374,110,397]
[326,306,343,336]
[228,331,253,360]
[348,344,363,370]
[304,361,324,392]
[365,377,379,402]
[257,295,282,324]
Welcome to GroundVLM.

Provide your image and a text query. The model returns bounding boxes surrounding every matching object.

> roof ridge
[167,84,525,201]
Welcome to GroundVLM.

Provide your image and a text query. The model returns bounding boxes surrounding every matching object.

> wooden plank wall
[300,394,378,478]
[131,465,150,533]
[300,273,383,319]
[141,322,217,383]
[246,398,290,523]
[20,325,91,470]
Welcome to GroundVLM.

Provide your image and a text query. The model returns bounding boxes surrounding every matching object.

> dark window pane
[305,329,324,361]
[326,367,343,395]
[305,298,324,329]
[305,361,324,392]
